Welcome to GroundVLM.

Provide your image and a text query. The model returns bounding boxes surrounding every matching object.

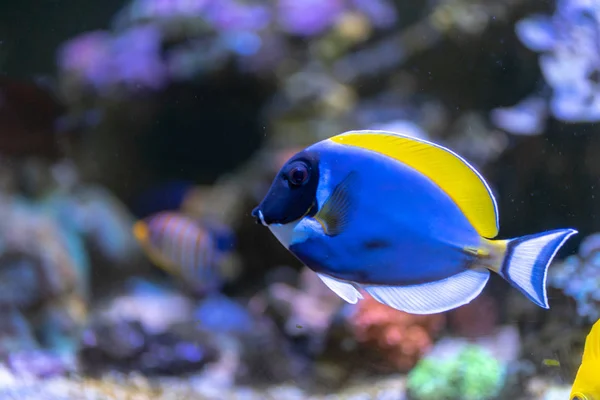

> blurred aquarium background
[0,0,596,398]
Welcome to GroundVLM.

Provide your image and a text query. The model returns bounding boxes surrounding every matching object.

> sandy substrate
[0,367,407,400]
[0,364,576,400]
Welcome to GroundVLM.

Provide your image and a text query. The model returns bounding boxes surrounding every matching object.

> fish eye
[285,161,309,187]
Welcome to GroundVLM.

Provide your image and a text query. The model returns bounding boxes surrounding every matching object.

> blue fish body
[289,142,481,285]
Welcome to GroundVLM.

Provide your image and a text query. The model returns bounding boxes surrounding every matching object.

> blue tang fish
[251,130,577,314]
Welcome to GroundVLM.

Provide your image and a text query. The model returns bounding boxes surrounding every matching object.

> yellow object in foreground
[571,319,600,399]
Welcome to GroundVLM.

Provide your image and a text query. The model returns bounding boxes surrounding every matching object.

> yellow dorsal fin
[329,130,499,238]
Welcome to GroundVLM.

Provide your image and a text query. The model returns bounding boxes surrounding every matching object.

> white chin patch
[268,221,299,248]
[257,210,267,226]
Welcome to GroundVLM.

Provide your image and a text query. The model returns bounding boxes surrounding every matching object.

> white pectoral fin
[269,216,326,249]
[360,268,491,314]
[316,273,363,304]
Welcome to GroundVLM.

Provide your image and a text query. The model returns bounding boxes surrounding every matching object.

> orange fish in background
[132,211,228,295]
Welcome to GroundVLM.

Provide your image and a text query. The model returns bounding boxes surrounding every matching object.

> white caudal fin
[498,228,578,308]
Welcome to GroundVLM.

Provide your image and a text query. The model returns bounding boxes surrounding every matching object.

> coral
[459,346,506,399]
[265,267,344,342]
[236,315,312,385]
[64,185,139,265]
[55,0,401,101]
[0,153,139,377]
[244,266,348,385]
[195,294,255,335]
[492,0,600,131]
[79,318,219,376]
[79,279,220,375]
[407,344,506,400]
[80,278,301,386]
[447,293,499,338]
[0,177,142,377]
[58,26,168,94]
[490,94,548,137]
[94,278,196,336]
[0,202,87,377]
[346,292,445,372]
[548,232,600,322]
[276,0,345,36]
[19,180,140,299]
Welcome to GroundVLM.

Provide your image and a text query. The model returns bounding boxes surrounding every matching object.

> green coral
[407,345,505,400]
[406,358,457,400]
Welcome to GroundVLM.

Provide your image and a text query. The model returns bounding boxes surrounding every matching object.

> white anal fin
[316,273,363,304]
[361,268,490,314]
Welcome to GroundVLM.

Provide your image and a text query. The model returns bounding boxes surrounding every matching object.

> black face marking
[252,150,320,225]
[362,239,391,250]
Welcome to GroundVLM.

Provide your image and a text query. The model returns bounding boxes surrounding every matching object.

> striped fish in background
[132,211,229,295]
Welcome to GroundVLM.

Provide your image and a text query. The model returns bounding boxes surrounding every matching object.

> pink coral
[348,292,445,371]
[447,292,499,338]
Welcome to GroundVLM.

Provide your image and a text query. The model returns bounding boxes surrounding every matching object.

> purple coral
[111,0,213,30]
[511,0,600,123]
[58,0,399,96]
[490,95,548,136]
[110,25,168,90]
[57,31,115,90]
[548,232,600,321]
[276,0,345,36]
[132,0,211,20]
[58,26,168,93]
[350,0,397,28]
[116,0,271,33]
[204,0,271,32]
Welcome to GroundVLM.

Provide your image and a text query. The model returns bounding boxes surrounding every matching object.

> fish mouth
[258,210,267,226]
[251,207,267,226]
